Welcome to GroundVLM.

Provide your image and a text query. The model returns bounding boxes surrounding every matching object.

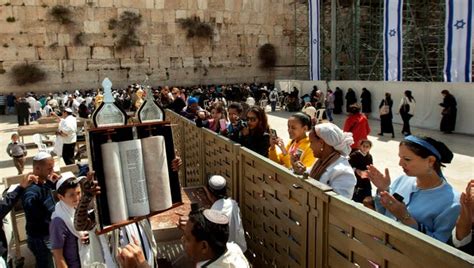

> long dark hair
[400,136,453,175]
[247,106,269,134]
[404,90,415,102]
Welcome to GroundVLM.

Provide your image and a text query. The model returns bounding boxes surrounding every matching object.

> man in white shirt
[55,108,77,165]
[205,175,247,252]
[26,94,37,121]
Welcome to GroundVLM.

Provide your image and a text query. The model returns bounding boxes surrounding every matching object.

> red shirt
[343,113,371,149]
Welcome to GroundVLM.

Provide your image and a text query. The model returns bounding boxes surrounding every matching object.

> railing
[165,109,474,268]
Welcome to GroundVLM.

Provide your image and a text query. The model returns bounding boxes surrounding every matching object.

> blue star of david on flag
[389,29,397,37]
[312,38,318,44]
[454,19,466,29]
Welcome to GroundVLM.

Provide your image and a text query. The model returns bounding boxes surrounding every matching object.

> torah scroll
[118,140,150,217]
[141,136,172,211]
[100,142,129,223]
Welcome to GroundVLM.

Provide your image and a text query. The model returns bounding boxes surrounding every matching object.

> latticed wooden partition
[164,109,474,268]
[240,147,309,268]
[202,128,240,200]
[165,110,185,186]
[326,193,473,268]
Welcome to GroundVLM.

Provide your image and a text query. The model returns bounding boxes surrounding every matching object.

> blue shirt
[376,175,460,242]
[50,217,80,268]
[22,182,56,238]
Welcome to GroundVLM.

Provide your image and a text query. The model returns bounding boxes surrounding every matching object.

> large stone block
[182,57,194,68]
[195,0,207,9]
[0,6,13,18]
[63,70,99,83]
[98,0,114,7]
[29,59,59,71]
[120,58,150,69]
[67,46,91,59]
[154,0,164,9]
[37,46,66,60]
[16,47,37,60]
[57,34,71,46]
[92,46,113,59]
[87,58,120,70]
[144,45,159,58]
[150,10,164,22]
[60,59,74,72]
[175,9,187,20]
[73,59,88,71]
[70,0,86,6]
[0,47,17,61]
[84,21,101,33]
[0,22,20,34]
[98,69,128,86]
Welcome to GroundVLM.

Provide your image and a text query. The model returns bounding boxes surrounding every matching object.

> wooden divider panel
[202,128,239,201]
[165,110,186,186]
[303,178,333,268]
[327,192,474,268]
[240,147,309,268]
[181,118,203,186]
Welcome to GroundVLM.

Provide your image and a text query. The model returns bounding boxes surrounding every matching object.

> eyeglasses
[247,116,258,122]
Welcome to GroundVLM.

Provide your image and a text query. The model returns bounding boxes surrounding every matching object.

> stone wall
[0,0,296,93]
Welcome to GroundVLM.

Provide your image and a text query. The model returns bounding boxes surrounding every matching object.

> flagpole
[331,0,337,80]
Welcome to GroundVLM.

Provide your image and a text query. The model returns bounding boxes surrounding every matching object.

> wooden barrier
[240,146,309,267]
[164,109,474,268]
[165,110,186,187]
[202,128,240,200]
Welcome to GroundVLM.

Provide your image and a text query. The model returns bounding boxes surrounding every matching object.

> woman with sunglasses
[240,106,271,157]
[367,135,460,243]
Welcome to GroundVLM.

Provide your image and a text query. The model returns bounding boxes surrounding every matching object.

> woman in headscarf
[292,123,357,199]
[439,89,457,134]
[398,90,416,136]
[367,135,460,243]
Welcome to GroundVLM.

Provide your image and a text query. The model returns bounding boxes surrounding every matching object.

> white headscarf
[314,123,354,156]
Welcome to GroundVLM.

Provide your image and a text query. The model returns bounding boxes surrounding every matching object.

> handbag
[379,100,390,116]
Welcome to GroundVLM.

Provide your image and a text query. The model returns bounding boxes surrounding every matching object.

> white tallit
[51,201,106,267]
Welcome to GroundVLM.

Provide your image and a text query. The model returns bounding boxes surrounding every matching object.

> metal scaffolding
[304,0,450,81]
[294,0,310,80]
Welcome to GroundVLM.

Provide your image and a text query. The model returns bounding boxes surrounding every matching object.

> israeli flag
[383,0,403,81]
[309,0,321,80]
[444,0,473,82]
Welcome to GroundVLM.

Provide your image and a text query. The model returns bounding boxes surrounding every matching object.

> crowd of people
[0,83,470,268]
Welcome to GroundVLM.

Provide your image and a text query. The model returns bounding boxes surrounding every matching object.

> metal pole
[331,0,337,80]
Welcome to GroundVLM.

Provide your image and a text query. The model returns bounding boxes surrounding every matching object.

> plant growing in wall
[6,17,15,22]
[74,32,85,46]
[49,5,73,25]
[108,11,142,50]
[178,17,213,39]
[258,43,278,69]
[11,63,47,85]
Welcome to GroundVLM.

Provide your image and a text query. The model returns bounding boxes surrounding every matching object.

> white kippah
[56,171,76,190]
[203,209,229,225]
[33,152,52,161]
[208,175,226,191]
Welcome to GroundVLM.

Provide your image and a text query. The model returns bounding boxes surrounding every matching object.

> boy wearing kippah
[6,133,27,175]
